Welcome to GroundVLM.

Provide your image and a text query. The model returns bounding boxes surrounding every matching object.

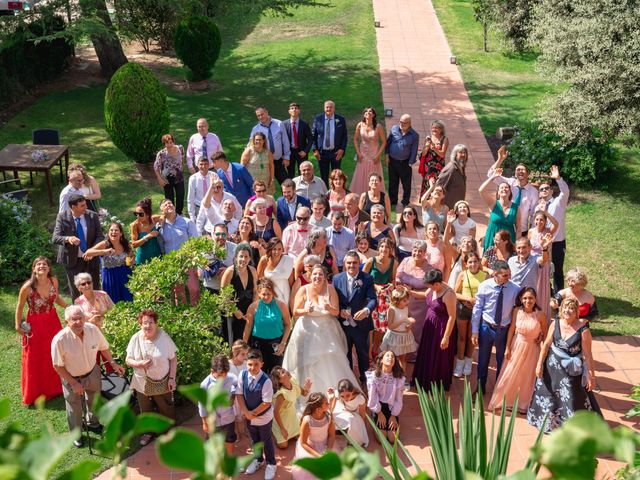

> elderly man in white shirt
[186,118,223,173]
[51,306,124,448]
[196,179,242,235]
[487,146,538,236]
[187,156,218,221]
[293,161,327,200]
[59,169,85,214]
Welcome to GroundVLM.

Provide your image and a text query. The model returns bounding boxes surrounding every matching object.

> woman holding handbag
[453,252,486,378]
[126,309,177,446]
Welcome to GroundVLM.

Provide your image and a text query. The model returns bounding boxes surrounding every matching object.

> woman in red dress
[15,256,67,405]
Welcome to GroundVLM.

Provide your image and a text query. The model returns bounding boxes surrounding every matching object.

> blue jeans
[477,322,509,394]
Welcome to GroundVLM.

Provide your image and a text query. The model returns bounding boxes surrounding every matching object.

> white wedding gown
[283,295,359,394]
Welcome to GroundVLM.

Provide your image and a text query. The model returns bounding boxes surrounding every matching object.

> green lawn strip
[433,0,640,335]
[0,0,382,475]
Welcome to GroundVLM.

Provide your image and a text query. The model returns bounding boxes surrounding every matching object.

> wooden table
[0,144,70,206]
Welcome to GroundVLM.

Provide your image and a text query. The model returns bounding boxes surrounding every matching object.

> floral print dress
[527,320,598,432]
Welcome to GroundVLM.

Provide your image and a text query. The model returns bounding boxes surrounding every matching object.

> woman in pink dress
[15,257,66,405]
[424,221,449,280]
[350,107,387,195]
[528,210,558,320]
[488,287,548,413]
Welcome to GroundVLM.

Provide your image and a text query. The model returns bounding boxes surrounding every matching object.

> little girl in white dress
[329,378,369,447]
[292,392,335,480]
[380,287,418,373]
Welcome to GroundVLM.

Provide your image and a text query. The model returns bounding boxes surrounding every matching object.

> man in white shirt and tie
[186,118,223,174]
[187,156,217,221]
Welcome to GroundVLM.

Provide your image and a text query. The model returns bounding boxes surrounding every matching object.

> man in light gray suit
[52,194,105,300]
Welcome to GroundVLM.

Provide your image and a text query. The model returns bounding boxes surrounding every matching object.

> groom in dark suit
[312,100,348,187]
[333,250,377,384]
[283,102,313,178]
[52,194,105,300]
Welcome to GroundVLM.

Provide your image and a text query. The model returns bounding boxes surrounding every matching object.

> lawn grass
[0,0,381,475]
[433,0,640,336]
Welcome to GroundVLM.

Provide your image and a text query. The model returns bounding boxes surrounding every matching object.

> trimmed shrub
[104,62,170,163]
[173,15,221,81]
[0,198,52,286]
[505,122,618,187]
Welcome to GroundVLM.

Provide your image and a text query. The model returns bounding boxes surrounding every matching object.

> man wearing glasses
[471,261,519,395]
[281,206,312,257]
[384,114,420,210]
[201,223,236,293]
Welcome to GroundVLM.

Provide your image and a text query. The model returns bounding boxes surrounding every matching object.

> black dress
[527,320,599,432]
[223,267,254,345]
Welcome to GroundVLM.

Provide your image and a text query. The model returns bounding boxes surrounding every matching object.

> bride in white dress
[283,264,359,394]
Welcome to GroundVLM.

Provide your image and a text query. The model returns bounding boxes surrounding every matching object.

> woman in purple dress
[411,269,457,392]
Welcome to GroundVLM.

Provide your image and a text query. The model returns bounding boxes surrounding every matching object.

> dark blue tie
[494,285,504,326]
[202,136,208,161]
[265,123,275,154]
[75,217,87,252]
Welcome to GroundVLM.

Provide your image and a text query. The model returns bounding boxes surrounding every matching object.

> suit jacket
[333,270,377,332]
[217,163,254,208]
[276,194,311,230]
[312,113,348,154]
[283,118,313,155]
[52,210,105,268]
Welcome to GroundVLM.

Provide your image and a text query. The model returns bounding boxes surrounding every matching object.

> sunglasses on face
[539,186,550,192]
[133,211,145,217]
[214,232,227,237]
[296,216,309,221]
[403,211,414,216]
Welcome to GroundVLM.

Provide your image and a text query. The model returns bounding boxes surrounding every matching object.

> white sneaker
[453,358,464,378]
[264,464,277,480]
[245,459,263,475]
[463,357,473,376]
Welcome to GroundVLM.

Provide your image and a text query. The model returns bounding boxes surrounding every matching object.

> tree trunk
[80,0,128,78]
[483,21,488,52]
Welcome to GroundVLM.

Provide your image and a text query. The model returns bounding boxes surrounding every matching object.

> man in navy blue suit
[276,179,311,230]
[333,250,377,384]
[211,151,254,207]
[312,100,348,187]
[283,102,313,178]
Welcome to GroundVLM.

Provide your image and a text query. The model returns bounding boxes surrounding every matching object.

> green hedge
[174,15,221,81]
[0,15,74,109]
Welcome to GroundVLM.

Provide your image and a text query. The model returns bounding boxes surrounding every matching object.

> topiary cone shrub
[173,15,221,82]
[104,62,170,164]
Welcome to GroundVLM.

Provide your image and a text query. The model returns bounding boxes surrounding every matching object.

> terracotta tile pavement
[94,336,638,479]
[373,0,493,236]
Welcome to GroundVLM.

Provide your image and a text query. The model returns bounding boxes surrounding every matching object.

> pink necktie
[225,169,233,185]
[203,175,208,194]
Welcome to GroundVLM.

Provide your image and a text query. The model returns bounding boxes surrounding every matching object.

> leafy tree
[104,62,170,163]
[532,0,640,146]
[490,0,537,52]
[173,15,221,81]
[471,0,494,53]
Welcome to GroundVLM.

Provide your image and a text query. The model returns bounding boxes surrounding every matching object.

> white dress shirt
[187,171,216,220]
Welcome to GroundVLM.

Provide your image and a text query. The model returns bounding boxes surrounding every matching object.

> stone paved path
[94,1,637,478]
[374,0,493,234]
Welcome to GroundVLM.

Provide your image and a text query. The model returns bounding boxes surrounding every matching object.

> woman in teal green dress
[130,197,163,264]
[479,169,521,252]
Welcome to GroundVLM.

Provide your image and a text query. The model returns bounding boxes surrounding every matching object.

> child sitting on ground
[328,378,368,447]
[366,350,405,444]
[292,392,336,480]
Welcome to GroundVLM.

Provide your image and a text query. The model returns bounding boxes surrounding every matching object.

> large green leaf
[134,413,174,435]
[293,450,342,479]
[20,428,78,480]
[157,427,205,473]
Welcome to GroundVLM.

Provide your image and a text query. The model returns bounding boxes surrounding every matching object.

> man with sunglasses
[487,146,538,236]
[197,180,242,236]
[200,223,236,294]
[281,206,312,257]
[536,165,569,292]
